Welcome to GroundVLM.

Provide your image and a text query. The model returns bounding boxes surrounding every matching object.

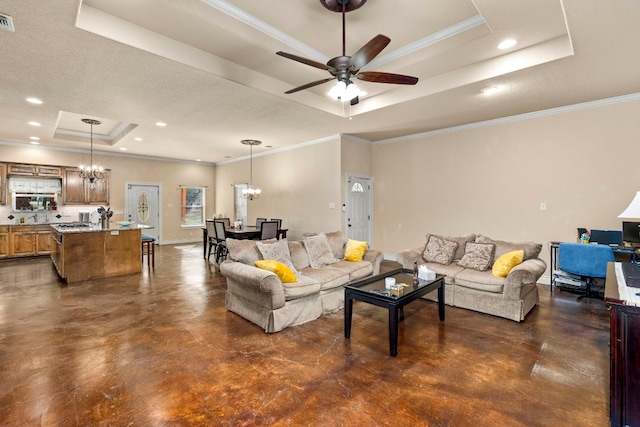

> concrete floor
[0,244,610,426]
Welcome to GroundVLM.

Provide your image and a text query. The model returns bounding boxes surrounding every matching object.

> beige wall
[215,138,343,240]
[0,145,215,243]
[372,98,640,280]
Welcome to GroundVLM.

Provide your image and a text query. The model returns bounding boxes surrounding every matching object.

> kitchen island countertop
[51,223,152,234]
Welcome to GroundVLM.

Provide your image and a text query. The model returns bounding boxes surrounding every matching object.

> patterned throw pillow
[458,242,496,271]
[422,235,459,265]
[255,239,297,272]
[303,233,339,269]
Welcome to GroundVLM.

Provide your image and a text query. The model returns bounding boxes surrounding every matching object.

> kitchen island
[51,223,151,283]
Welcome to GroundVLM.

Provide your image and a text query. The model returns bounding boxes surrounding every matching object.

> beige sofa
[220,231,383,333]
[396,234,546,322]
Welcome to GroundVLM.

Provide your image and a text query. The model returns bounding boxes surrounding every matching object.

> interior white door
[126,183,160,242]
[345,175,372,244]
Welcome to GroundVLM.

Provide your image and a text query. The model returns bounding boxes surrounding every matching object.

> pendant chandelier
[78,118,105,186]
[241,139,262,200]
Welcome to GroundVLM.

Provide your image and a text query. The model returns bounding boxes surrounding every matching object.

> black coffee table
[344,268,445,357]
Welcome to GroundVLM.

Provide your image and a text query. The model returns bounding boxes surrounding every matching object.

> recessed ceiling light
[134,137,143,141]
[155,122,167,127]
[30,141,40,145]
[481,86,499,95]
[26,97,43,104]
[29,136,40,140]
[265,145,273,148]
[195,159,201,162]
[28,121,41,126]
[120,147,128,151]
[498,39,517,50]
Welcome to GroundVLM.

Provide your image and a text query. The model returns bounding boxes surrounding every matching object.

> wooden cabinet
[606,263,640,427]
[0,163,5,205]
[7,163,62,177]
[0,226,8,258]
[11,226,37,257]
[8,225,53,257]
[62,168,109,205]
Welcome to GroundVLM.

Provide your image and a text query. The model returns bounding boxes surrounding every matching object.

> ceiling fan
[276,0,419,104]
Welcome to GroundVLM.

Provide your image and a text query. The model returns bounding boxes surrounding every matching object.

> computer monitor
[589,229,623,246]
[622,221,640,243]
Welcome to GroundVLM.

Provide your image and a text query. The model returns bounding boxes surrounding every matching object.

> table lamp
[619,192,640,218]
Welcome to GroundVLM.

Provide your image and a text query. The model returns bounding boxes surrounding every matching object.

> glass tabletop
[346,269,442,299]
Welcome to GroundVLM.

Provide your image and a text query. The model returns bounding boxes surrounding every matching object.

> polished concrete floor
[0,244,611,426]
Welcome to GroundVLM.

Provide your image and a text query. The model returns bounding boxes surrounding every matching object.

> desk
[549,242,637,292]
[201,226,288,258]
[605,263,640,427]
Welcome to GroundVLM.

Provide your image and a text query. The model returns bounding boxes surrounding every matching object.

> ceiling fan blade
[348,34,391,71]
[357,71,418,85]
[276,51,329,71]
[284,77,336,94]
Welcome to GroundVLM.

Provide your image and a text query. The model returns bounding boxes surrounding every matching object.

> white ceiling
[1,0,640,164]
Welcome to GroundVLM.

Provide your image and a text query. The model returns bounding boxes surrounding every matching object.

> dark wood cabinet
[0,163,5,205]
[7,163,62,177]
[605,263,640,427]
[62,168,109,205]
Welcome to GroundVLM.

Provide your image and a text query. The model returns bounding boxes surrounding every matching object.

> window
[180,186,205,227]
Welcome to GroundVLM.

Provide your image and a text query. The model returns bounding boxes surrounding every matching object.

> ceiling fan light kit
[277,0,418,105]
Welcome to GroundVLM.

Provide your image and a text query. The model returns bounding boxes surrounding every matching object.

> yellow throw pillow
[344,239,368,262]
[255,260,298,283]
[492,250,525,277]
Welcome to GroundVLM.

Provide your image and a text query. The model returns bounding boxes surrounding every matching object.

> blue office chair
[558,242,615,300]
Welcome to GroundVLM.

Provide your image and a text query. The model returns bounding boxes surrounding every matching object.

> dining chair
[213,220,229,263]
[219,217,231,229]
[557,242,614,300]
[256,217,267,228]
[270,218,282,229]
[205,220,217,261]
[259,220,279,240]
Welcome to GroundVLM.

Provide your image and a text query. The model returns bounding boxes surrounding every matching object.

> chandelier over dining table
[241,139,262,200]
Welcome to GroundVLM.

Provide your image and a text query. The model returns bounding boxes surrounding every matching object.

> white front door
[345,175,372,244]
[126,183,161,242]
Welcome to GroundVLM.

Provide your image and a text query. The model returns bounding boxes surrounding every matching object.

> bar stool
[142,234,156,267]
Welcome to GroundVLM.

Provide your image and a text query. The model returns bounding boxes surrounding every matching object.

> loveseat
[220,231,383,333]
[396,234,546,321]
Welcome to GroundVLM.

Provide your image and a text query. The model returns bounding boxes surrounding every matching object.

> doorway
[345,174,372,245]
[125,183,161,242]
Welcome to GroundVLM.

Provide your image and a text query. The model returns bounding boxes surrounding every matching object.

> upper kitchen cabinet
[62,168,109,205]
[0,163,5,205]
[7,163,62,177]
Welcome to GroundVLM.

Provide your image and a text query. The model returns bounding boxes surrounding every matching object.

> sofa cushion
[288,240,310,270]
[281,275,322,301]
[256,239,297,272]
[325,231,346,260]
[303,233,339,269]
[475,235,542,262]
[492,250,525,277]
[425,233,476,261]
[330,260,373,281]
[344,239,368,262]
[255,260,297,283]
[454,269,505,293]
[299,266,349,291]
[457,242,495,271]
[226,238,276,265]
[420,261,465,280]
[422,235,458,265]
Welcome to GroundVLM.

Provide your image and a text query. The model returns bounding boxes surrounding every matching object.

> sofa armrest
[395,247,424,269]
[363,249,384,275]
[503,258,547,299]
[219,260,286,310]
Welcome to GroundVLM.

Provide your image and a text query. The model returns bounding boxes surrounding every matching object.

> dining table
[202,225,288,258]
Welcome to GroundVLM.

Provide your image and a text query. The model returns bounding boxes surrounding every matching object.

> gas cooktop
[56,222,90,228]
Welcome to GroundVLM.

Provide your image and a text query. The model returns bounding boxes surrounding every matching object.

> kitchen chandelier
[241,139,262,200]
[78,118,105,186]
